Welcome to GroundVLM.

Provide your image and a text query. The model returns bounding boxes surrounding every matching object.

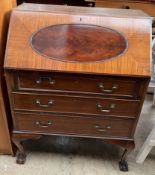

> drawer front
[13,93,139,118]
[96,0,155,16]
[14,113,134,138]
[16,72,140,99]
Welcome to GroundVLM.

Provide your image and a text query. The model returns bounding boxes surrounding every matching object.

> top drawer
[14,72,142,99]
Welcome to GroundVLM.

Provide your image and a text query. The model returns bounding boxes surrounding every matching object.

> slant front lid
[31,24,127,63]
[4,4,151,76]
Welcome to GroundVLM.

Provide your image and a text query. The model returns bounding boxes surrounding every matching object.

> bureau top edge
[4,68,151,79]
[15,3,152,19]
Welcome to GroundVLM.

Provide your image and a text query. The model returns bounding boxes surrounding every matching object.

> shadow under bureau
[4,3,151,171]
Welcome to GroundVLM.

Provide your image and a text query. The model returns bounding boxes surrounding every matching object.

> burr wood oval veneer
[31,24,127,62]
[4,3,151,171]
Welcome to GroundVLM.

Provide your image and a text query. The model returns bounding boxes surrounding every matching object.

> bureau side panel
[130,77,150,137]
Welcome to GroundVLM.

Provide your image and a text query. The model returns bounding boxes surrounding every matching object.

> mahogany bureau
[4,3,151,171]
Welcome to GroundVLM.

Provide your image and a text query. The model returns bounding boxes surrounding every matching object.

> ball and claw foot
[16,151,26,164]
[119,160,128,172]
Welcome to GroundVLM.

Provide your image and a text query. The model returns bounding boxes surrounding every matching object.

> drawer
[15,72,141,99]
[95,0,155,16]
[14,112,134,138]
[12,92,140,118]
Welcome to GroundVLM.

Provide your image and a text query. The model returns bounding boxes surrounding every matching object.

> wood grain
[15,71,143,99]
[12,92,140,118]
[0,0,16,155]
[13,112,134,139]
[4,4,151,77]
[31,24,127,63]
[15,3,150,18]
[96,0,155,16]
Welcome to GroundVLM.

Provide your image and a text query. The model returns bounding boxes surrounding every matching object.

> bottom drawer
[14,113,134,139]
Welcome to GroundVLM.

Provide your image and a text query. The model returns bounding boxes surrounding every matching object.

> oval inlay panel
[31,24,127,63]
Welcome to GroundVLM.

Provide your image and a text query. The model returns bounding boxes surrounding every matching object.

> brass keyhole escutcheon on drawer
[35,99,54,108]
[35,77,55,85]
[98,83,118,93]
[97,103,116,113]
[35,121,52,128]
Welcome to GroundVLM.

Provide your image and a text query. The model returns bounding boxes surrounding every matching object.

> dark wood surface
[12,92,140,118]
[5,70,149,149]
[15,71,144,99]
[13,112,134,138]
[31,24,127,63]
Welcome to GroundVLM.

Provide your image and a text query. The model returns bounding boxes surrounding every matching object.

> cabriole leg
[12,134,26,164]
[12,133,42,164]
[119,141,135,172]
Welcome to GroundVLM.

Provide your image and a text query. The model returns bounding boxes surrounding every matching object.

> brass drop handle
[36,99,54,108]
[36,77,55,85]
[35,121,52,128]
[98,83,118,93]
[97,129,106,132]
[97,103,116,113]
[94,125,111,132]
